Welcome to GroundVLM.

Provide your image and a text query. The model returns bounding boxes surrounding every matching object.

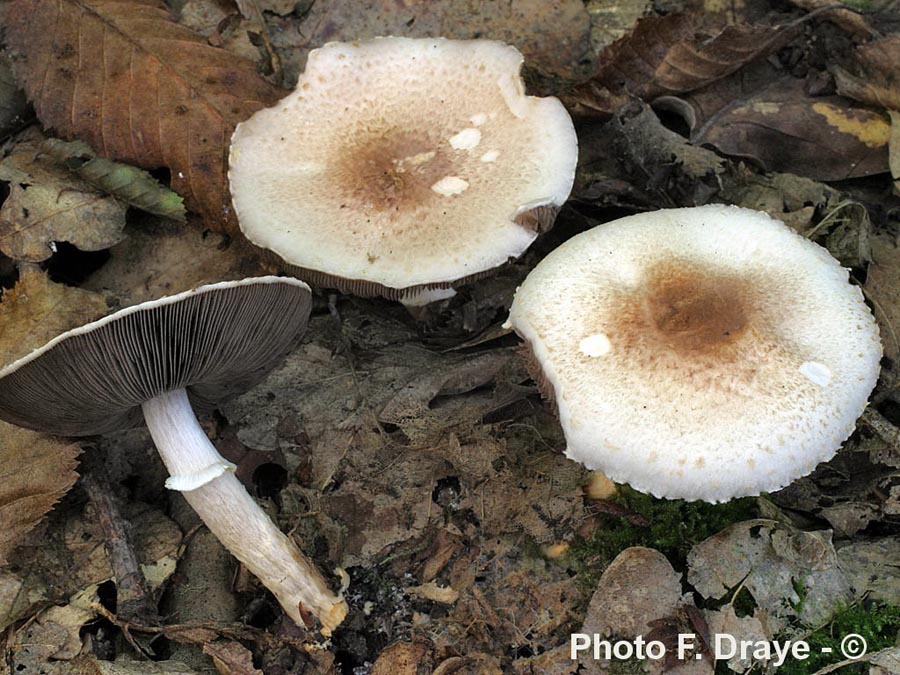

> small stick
[81,451,160,626]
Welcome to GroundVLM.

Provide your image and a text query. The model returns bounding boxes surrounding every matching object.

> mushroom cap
[506,205,882,502]
[228,37,577,296]
[0,277,311,436]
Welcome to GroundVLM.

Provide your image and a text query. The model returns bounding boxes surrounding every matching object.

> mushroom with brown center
[0,278,348,634]
[228,37,578,306]
[505,205,882,502]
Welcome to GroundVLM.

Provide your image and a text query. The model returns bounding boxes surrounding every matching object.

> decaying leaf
[0,266,109,366]
[371,640,434,675]
[687,520,852,630]
[890,111,900,196]
[0,51,29,138]
[837,537,900,605]
[72,656,204,674]
[703,606,769,674]
[566,13,797,118]
[2,0,282,232]
[0,423,80,565]
[41,138,186,222]
[405,580,459,605]
[864,234,900,364]
[81,217,254,305]
[273,0,593,84]
[676,76,889,181]
[0,136,127,261]
[833,34,900,111]
[203,641,263,675]
[581,547,683,639]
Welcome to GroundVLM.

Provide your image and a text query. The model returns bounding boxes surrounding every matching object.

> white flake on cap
[229,37,577,294]
[506,205,882,502]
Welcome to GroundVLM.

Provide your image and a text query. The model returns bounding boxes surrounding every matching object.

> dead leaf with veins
[0,422,80,565]
[687,520,853,630]
[0,136,127,262]
[566,13,797,118]
[2,0,282,233]
[0,265,109,366]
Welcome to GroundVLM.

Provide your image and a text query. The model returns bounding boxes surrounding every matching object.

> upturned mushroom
[505,205,882,502]
[0,277,348,634]
[229,37,578,306]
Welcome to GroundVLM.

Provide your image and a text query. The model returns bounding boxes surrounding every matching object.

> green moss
[778,602,900,674]
[567,487,757,586]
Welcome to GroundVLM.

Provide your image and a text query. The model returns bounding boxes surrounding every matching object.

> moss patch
[567,487,757,586]
[777,602,900,675]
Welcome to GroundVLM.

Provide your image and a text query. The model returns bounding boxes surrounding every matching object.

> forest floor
[1,0,900,674]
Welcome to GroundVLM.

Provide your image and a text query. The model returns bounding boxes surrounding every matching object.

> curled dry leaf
[2,0,282,233]
[833,34,900,111]
[41,138,186,222]
[566,13,797,118]
[0,136,127,262]
[0,422,80,565]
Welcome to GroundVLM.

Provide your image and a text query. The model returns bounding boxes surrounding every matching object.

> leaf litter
[0,0,899,673]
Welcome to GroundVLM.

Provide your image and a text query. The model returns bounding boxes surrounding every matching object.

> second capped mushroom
[0,277,348,634]
[505,205,882,502]
[229,37,578,306]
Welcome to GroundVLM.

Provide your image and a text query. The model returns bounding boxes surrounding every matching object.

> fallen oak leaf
[41,138,186,222]
[0,134,127,262]
[2,0,283,233]
[0,422,80,565]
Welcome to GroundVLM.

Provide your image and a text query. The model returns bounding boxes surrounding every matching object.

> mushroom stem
[141,389,348,635]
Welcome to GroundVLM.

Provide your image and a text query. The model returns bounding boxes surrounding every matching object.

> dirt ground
[1,0,900,674]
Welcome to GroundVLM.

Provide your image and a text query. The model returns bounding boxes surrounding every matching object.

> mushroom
[0,277,348,634]
[505,205,882,502]
[228,37,578,306]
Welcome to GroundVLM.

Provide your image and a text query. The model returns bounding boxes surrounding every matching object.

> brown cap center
[331,127,453,214]
[640,261,748,355]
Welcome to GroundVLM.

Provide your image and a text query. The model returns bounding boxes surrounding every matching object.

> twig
[81,451,159,626]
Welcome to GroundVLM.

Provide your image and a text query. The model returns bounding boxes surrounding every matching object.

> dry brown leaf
[890,110,900,196]
[566,14,797,118]
[274,0,593,84]
[864,234,900,364]
[405,580,459,605]
[689,78,890,181]
[203,641,263,675]
[834,35,900,111]
[0,266,109,367]
[581,547,682,639]
[0,51,29,138]
[0,422,80,565]
[687,520,852,630]
[2,0,282,233]
[81,217,255,305]
[0,136,127,262]
[372,640,434,675]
